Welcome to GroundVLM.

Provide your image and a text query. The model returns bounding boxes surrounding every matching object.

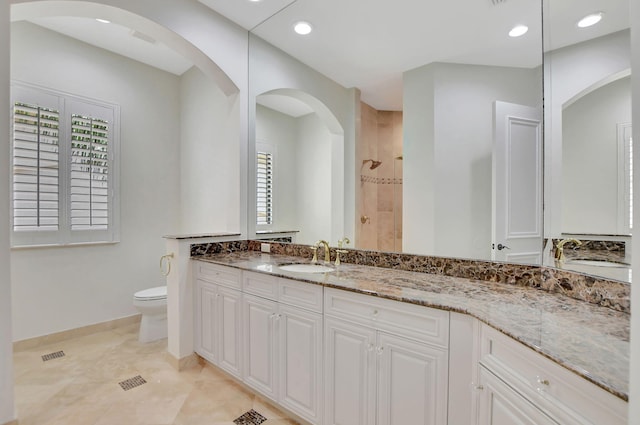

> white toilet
[133,286,167,343]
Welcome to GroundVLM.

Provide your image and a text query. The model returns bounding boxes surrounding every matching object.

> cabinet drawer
[480,324,627,425]
[324,287,449,349]
[278,278,323,313]
[195,262,241,289]
[243,271,279,300]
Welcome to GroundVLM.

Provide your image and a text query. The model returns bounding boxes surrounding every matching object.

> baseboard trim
[166,352,200,371]
[1,419,19,425]
[13,314,141,352]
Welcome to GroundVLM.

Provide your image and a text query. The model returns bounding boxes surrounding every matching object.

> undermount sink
[278,263,335,273]
[565,259,629,268]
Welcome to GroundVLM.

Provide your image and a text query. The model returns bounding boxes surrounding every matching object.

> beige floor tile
[13,325,304,425]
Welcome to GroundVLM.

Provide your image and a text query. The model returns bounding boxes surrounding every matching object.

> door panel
[195,279,217,364]
[324,317,376,425]
[478,367,557,425]
[493,101,543,263]
[217,286,242,378]
[278,304,323,424]
[243,293,278,400]
[376,333,448,425]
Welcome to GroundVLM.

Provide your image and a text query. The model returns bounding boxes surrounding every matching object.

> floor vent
[41,350,65,361]
[233,409,267,425]
[118,375,147,391]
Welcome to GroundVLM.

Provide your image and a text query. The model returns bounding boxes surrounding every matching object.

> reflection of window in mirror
[256,142,274,227]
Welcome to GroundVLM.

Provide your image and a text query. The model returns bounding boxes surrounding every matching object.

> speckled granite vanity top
[194,251,629,401]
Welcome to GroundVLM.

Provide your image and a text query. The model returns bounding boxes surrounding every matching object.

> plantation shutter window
[10,82,120,247]
[12,102,60,232]
[256,151,273,226]
[70,114,110,230]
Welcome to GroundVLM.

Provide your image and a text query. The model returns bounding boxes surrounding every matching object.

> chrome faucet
[555,238,582,262]
[314,240,331,264]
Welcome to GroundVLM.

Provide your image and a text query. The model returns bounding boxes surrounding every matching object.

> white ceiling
[16,0,630,112]
[26,16,193,76]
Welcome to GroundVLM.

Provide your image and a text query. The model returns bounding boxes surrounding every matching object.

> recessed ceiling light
[508,25,528,37]
[294,21,313,35]
[248,0,262,2]
[95,18,111,24]
[577,12,603,28]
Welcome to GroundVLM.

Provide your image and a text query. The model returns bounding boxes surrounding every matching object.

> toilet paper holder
[160,253,174,276]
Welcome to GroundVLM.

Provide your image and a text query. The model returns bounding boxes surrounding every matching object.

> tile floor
[12,323,300,425]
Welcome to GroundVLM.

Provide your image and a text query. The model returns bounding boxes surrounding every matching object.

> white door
[195,279,218,364]
[217,286,243,379]
[376,332,448,425]
[243,293,279,400]
[478,367,557,425]
[492,101,543,264]
[278,304,323,424]
[324,317,376,425]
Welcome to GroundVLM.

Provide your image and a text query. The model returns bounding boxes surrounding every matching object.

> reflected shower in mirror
[248,0,543,262]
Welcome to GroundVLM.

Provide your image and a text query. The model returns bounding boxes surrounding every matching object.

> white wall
[256,105,299,232]
[296,113,334,245]
[0,1,15,423]
[10,22,183,341]
[403,62,540,259]
[562,76,631,234]
[255,105,335,245]
[544,30,631,237]
[180,66,240,233]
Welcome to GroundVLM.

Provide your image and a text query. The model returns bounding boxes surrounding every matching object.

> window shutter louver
[12,101,60,232]
[256,151,273,225]
[70,114,110,230]
[11,82,120,247]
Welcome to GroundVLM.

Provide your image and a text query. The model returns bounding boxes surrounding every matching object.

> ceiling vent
[491,0,507,4]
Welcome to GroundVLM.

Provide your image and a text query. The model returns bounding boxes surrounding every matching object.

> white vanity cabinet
[242,271,324,425]
[193,262,243,379]
[477,366,557,425]
[477,324,628,425]
[323,287,450,425]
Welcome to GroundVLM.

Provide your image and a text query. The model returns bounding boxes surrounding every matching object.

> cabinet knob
[536,376,550,386]
[535,376,550,393]
[372,309,379,317]
[366,343,374,352]
[376,346,384,354]
[469,382,484,391]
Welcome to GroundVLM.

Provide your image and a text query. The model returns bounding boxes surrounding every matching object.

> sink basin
[565,259,629,268]
[279,264,335,273]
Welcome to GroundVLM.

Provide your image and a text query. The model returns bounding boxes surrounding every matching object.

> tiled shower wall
[356,103,403,252]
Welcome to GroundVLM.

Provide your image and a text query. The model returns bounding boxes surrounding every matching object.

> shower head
[362,159,382,170]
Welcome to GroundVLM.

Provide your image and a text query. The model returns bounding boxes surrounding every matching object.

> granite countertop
[194,251,630,401]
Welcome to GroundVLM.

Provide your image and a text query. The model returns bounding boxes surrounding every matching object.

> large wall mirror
[543,0,631,281]
[246,0,632,282]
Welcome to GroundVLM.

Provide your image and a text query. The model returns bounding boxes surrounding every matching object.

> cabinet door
[278,304,323,425]
[217,286,243,379]
[376,332,448,425]
[324,317,376,425]
[243,293,279,401]
[478,367,557,425]
[194,279,218,364]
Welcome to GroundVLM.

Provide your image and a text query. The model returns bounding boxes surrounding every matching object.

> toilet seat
[134,286,167,301]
